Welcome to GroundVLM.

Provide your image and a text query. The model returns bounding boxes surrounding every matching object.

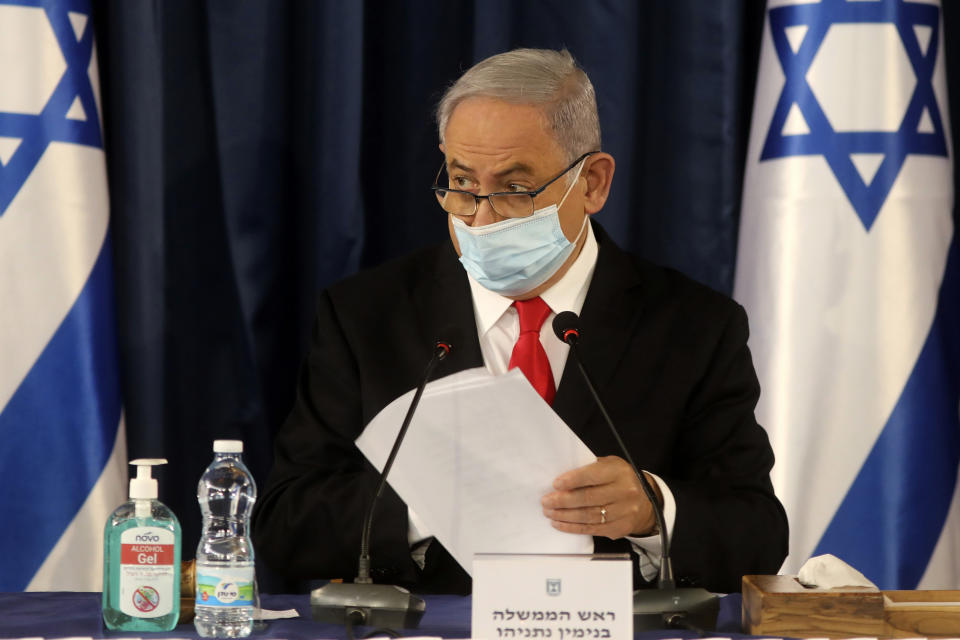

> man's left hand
[541,455,662,539]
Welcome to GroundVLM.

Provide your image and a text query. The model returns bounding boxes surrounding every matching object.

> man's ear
[582,153,615,215]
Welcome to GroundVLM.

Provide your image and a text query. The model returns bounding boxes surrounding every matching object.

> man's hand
[541,455,662,539]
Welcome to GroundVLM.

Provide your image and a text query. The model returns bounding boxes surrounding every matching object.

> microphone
[310,327,462,632]
[552,312,718,632]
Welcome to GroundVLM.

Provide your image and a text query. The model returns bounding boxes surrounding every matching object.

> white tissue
[797,553,879,589]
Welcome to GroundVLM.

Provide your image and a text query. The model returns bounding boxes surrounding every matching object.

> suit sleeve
[251,291,417,585]
[666,303,789,593]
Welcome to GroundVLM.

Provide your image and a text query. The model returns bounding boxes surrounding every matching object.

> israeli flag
[735,0,958,589]
[0,0,126,590]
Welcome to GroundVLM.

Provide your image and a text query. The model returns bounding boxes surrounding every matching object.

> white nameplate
[472,554,632,640]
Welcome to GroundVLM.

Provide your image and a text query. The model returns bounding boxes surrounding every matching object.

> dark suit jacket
[252,222,788,595]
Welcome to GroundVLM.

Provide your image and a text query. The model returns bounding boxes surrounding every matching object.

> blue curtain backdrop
[89,0,960,588]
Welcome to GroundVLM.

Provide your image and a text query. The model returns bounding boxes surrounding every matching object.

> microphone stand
[310,337,456,632]
[554,313,719,632]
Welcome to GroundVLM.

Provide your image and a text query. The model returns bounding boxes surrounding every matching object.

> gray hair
[436,48,601,163]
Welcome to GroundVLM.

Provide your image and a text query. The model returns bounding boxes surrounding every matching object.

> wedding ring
[600,507,607,524]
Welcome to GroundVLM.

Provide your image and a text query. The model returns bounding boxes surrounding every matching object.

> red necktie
[508,297,556,404]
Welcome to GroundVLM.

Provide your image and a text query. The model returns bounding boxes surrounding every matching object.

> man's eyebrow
[448,159,473,173]
[447,159,537,179]
[494,163,536,179]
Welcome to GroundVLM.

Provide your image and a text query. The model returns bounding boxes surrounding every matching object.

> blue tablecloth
[0,592,745,639]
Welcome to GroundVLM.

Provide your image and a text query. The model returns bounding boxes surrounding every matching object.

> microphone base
[310,582,426,629]
[633,587,719,631]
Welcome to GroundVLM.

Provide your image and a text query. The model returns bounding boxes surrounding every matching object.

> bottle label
[118,527,176,618]
[196,565,255,607]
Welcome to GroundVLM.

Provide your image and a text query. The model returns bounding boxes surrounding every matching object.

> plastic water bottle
[194,440,257,637]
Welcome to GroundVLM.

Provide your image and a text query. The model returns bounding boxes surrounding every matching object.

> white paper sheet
[356,367,596,576]
[254,606,300,620]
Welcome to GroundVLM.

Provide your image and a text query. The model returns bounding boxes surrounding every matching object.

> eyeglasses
[431,151,597,219]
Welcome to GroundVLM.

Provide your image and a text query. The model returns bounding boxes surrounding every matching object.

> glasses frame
[431,151,598,218]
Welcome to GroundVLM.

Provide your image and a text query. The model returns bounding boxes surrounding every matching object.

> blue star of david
[0,0,102,217]
[761,0,948,231]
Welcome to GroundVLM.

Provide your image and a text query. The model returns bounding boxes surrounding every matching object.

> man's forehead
[447,96,550,128]
[443,97,565,168]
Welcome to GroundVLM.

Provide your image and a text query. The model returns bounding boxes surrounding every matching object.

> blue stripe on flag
[0,233,122,590]
[814,237,960,589]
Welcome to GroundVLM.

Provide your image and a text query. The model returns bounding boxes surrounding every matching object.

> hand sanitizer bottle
[102,458,181,631]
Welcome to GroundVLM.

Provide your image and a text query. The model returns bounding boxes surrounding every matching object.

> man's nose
[472,197,502,227]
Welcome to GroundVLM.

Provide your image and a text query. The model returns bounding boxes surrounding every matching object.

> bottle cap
[129,458,167,500]
[213,439,243,453]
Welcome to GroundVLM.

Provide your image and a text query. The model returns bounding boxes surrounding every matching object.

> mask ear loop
[568,208,590,245]
[557,157,588,209]
[558,157,590,245]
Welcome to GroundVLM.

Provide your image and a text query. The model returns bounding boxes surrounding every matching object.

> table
[0,592,745,639]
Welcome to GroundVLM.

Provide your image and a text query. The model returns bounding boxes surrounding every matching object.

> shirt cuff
[408,507,433,570]
[624,472,676,582]
[408,505,431,546]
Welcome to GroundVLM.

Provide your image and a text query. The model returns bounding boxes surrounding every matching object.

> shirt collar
[466,220,599,335]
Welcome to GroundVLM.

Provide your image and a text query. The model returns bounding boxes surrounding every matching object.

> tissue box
[742,574,960,638]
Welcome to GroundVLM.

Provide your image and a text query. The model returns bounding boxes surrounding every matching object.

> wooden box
[743,574,960,638]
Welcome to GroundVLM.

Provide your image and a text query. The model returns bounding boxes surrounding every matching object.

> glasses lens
[435,189,476,216]
[489,193,534,218]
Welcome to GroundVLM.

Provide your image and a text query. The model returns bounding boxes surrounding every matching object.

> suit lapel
[552,223,646,439]
[411,242,485,378]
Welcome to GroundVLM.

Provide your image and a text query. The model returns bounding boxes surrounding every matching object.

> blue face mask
[452,161,587,297]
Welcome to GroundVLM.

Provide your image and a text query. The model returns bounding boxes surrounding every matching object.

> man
[252,48,788,595]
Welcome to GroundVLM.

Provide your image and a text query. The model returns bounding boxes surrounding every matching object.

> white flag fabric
[735,0,958,589]
[0,0,126,590]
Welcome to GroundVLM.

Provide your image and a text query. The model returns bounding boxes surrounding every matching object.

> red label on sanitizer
[119,527,175,618]
[121,542,175,565]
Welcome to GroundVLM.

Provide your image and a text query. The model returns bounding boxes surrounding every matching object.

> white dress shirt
[409,221,675,581]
